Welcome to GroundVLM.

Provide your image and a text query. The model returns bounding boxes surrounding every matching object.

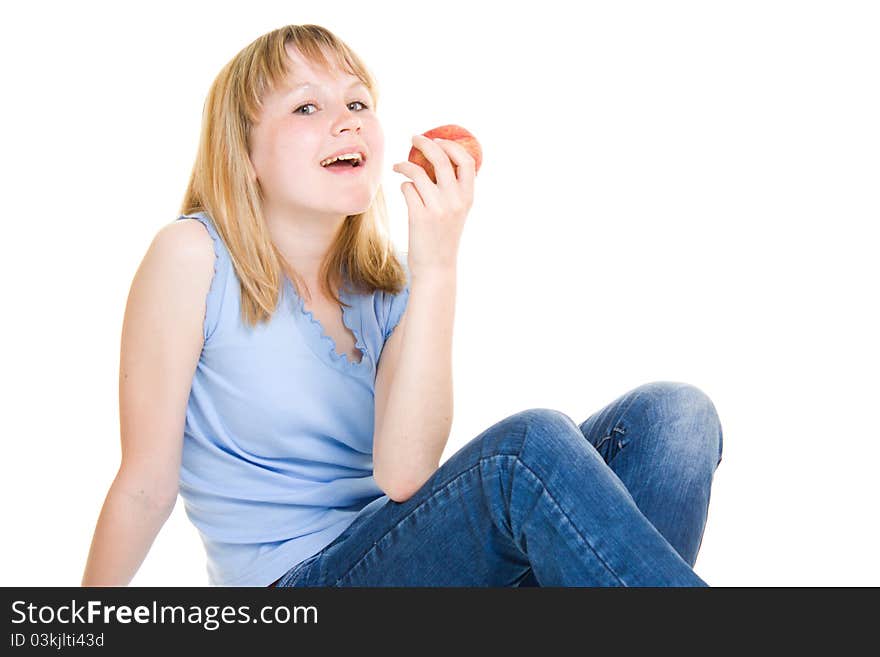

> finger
[412,134,457,189]
[400,179,425,211]
[434,138,476,198]
[392,160,440,207]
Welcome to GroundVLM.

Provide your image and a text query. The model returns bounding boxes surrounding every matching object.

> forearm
[81,473,175,586]
[375,268,456,500]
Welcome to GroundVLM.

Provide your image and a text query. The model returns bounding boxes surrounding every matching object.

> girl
[82,24,723,587]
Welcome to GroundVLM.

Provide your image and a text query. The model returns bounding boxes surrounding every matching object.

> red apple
[407,124,482,183]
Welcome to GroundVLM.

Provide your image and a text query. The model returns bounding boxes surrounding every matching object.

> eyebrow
[288,80,368,94]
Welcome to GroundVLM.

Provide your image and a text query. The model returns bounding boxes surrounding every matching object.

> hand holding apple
[406,124,482,183]
[391,126,480,276]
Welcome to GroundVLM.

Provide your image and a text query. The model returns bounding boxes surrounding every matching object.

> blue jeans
[275,381,723,587]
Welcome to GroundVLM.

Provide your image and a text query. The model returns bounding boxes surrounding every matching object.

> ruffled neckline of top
[184,208,372,377]
[288,279,372,376]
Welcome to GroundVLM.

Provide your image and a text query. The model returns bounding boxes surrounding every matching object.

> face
[248,45,384,225]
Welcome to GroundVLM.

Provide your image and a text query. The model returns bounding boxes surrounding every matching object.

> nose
[333,109,362,135]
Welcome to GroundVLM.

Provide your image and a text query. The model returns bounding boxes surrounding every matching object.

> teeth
[321,152,363,167]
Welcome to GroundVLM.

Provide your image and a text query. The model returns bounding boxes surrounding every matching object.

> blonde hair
[178,24,406,328]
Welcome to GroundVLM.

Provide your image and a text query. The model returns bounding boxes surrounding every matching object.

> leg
[277,408,708,587]
[577,381,724,566]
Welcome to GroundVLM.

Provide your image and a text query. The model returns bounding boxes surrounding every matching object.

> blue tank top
[173,210,408,585]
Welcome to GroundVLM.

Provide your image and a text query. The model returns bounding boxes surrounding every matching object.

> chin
[341,190,378,214]
[344,205,371,218]
[325,203,368,219]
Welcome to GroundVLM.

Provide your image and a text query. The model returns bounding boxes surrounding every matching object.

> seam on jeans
[277,551,321,587]
[513,457,628,586]
[331,455,516,586]
[614,389,645,435]
[510,414,532,530]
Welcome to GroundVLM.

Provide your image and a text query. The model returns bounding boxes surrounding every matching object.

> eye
[293,100,371,115]
[293,102,317,115]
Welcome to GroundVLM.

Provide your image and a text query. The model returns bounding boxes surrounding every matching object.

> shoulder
[159,218,217,260]
[138,219,217,293]
[123,219,219,351]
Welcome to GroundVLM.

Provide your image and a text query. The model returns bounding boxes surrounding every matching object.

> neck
[263,208,347,285]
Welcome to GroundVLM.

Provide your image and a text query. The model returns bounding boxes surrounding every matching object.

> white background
[2,0,877,587]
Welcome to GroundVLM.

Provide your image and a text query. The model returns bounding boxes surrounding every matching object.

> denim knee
[476,408,580,463]
[630,381,723,466]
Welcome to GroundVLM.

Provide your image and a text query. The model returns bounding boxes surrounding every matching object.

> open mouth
[322,159,364,171]
[322,162,365,175]
[320,152,367,172]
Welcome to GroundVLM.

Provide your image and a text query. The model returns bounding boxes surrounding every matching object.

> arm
[81,219,214,586]
[81,471,178,586]
[376,134,475,503]
[373,268,456,503]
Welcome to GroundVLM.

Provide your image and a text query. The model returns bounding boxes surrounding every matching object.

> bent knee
[510,408,594,462]
[513,408,578,441]
[476,408,581,460]
[635,381,720,422]
[633,381,723,462]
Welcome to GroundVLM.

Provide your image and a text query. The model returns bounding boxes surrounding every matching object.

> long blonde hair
[179,24,406,328]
